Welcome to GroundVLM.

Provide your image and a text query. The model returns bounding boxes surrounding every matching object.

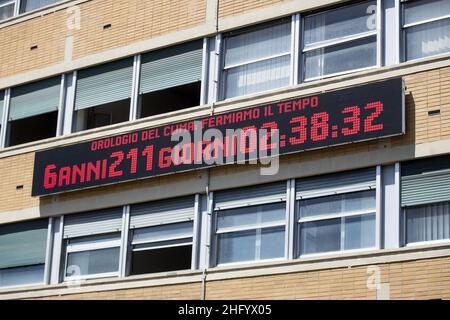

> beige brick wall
[0,0,207,78]
[30,255,450,299]
[0,11,67,78]
[0,152,38,212]
[72,0,207,60]
[1,66,450,213]
[218,0,292,18]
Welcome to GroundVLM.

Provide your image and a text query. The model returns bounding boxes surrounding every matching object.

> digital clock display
[32,78,405,196]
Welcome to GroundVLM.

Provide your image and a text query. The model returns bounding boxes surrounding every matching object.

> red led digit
[289,116,308,145]
[260,121,278,151]
[364,101,384,132]
[311,112,329,142]
[109,151,124,177]
[126,148,138,174]
[142,145,154,171]
[341,106,361,136]
[240,125,258,154]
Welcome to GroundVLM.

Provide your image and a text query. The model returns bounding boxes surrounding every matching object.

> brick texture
[218,0,292,18]
[0,0,207,78]
[30,255,450,299]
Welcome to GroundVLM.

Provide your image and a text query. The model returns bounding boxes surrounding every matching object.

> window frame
[213,190,289,267]
[296,180,379,258]
[401,0,450,62]
[301,0,382,82]
[63,233,122,281]
[219,18,295,101]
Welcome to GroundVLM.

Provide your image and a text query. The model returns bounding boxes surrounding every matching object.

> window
[0,0,15,22]
[406,202,450,243]
[73,58,133,132]
[222,20,292,99]
[0,219,48,288]
[302,0,378,80]
[139,40,203,118]
[64,234,121,279]
[298,191,376,255]
[402,0,450,61]
[296,168,377,256]
[401,155,450,244]
[6,76,60,147]
[216,204,286,264]
[129,197,195,275]
[62,208,123,280]
[214,183,287,265]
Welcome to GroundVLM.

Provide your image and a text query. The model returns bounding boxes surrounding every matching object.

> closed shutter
[130,196,195,229]
[214,182,287,210]
[9,77,60,121]
[0,219,48,269]
[402,170,450,207]
[75,58,133,111]
[140,40,203,94]
[63,207,123,238]
[296,168,376,199]
[0,91,4,122]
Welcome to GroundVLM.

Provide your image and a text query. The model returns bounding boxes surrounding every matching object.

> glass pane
[406,202,450,244]
[0,264,44,288]
[344,213,376,250]
[0,3,14,21]
[217,229,256,264]
[225,54,290,99]
[404,0,450,25]
[300,218,341,255]
[19,0,58,13]
[66,247,120,277]
[217,202,285,230]
[304,0,377,45]
[132,222,193,244]
[260,226,285,260]
[299,190,376,218]
[405,18,450,61]
[224,22,291,67]
[305,36,377,79]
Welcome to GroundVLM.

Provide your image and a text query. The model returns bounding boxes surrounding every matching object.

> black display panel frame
[32,78,405,196]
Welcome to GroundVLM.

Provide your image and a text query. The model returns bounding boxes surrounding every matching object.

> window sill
[2,241,450,299]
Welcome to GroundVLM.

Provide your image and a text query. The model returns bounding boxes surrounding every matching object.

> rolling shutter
[214,182,287,210]
[63,207,123,239]
[130,196,195,229]
[296,168,376,199]
[9,77,61,121]
[401,158,450,207]
[140,40,203,94]
[0,219,48,269]
[75,58,133,110]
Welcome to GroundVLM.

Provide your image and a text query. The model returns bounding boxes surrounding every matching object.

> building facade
[0,0,450,300]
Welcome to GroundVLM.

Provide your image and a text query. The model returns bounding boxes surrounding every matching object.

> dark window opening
[139,82,201,118]
[73,99,130,132]
[7,111,57,147]
[130,245,192,275]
